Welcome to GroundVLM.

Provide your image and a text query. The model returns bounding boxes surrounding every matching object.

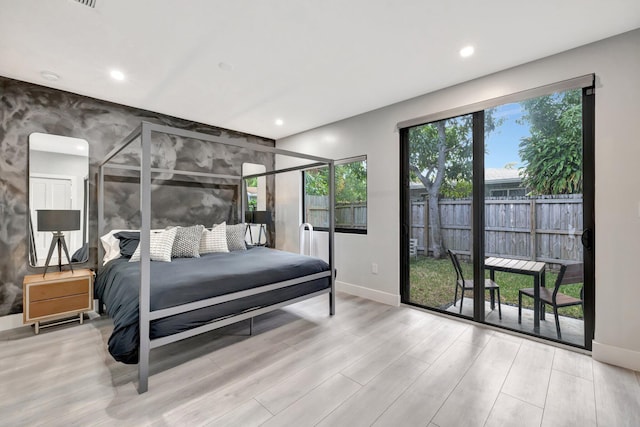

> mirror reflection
[242,163,269,245]
[29,133,89,267]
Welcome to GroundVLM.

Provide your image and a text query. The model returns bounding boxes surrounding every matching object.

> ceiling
[1,1,639,140]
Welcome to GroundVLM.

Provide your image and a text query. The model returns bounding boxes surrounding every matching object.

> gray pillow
[171,224,205,258]
[226,223,247,251]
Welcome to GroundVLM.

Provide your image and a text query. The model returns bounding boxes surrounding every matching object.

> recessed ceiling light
[459,45,475,58]
[218,62,234,71]
[275,119,284,126]
[110,69,125,81]
[40,71,60,81]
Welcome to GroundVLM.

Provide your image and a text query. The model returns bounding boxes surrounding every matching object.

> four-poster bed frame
[97,121,335,393]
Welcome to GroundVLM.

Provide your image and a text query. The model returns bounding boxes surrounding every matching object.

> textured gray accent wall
[0,76,275,316]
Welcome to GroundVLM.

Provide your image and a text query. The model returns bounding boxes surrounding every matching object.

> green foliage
[304,168,329,196]
[441,179,473,198]
[336,161,367,203]
[518,90,582,195]
[245,177,258,187]
[304,160,367,203]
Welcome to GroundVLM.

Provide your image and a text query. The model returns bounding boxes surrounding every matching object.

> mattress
[95,247,331,363]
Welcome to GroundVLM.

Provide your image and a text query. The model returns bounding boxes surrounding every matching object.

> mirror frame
[28,133,90,268]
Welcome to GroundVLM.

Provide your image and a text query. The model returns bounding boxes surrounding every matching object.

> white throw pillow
[100,229,135,265]
[129,227,178,262]
[200,222,229,254]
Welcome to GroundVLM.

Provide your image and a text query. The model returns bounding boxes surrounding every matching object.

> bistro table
[484,257,546,332]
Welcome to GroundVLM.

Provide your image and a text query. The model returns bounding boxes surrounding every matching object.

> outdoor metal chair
[518,263,584,339]
[448,249,502,319]
[409,238,418,258]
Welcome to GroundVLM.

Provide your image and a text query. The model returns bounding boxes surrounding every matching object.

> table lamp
[244,210,272,246]
[37,210,81,276]
[252,210,272,246]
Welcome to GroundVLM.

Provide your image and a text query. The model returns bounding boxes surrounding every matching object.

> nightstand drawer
[29,278,90,302]
[30,294,91,319]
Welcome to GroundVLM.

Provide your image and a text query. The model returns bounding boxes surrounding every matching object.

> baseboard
[0,313,24,332]
[336,280,400,307]
[592,340,640,371]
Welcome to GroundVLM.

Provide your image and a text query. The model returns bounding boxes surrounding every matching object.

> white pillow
[129,227,178,263]
[200,222,229,254]
[100,229,135,265]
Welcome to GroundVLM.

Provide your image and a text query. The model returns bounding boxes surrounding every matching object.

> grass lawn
[409,255,584,319]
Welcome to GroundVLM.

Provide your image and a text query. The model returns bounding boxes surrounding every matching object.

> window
[488,188,527,197]
[303,156,367,234]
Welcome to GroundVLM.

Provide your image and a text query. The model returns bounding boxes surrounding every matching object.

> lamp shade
[251,210,272,225]
[37,210,81,232]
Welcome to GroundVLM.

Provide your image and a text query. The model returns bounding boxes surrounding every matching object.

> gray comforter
[95,247,331,363]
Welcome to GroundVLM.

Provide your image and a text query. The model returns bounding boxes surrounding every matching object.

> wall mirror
[28,133,89,267]
[242,163,269,245]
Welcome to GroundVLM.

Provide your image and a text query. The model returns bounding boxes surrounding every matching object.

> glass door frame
[399,80,595,350]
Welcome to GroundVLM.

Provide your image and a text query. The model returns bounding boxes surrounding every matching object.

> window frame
[302,155,367,235]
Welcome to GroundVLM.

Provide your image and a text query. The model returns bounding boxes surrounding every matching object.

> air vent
[74,0,96,8]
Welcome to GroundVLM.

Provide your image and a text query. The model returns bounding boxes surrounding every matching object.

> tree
[335,161,367,203]
[245,177,259,210]
[304,160,367,203]
[518,89,582,195]
[409,112,498,259]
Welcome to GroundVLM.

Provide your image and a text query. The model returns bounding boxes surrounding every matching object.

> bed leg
[138,349,149,394]
[249,317,254,336]
[330,291,335,316]
[98,299,105,315]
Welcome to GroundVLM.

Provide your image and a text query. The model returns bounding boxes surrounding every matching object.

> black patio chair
[518,263,584,339]
[448,249,502,319]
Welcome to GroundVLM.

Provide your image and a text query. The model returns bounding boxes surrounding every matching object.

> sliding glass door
[400,81,595,349]
[404,114,475,318]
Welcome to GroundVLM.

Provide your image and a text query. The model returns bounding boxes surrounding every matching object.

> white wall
[30,150,87,213]
[276,28,640,370]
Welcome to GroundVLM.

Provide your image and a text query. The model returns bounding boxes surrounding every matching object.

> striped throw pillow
[129,227,178,262]
[200,222,229,254]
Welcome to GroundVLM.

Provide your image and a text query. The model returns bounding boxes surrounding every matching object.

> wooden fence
[411,195,583,263]
[305,193,583,263]
[305,195,367,229]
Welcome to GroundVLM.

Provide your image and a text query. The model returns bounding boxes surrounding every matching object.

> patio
[410,255,585,346]
[445,298,585,346]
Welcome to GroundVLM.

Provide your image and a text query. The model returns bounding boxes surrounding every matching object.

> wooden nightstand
[23,269,94,334]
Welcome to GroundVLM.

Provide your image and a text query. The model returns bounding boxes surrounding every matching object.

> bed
[96,247,331,364]
[97,122,336,393]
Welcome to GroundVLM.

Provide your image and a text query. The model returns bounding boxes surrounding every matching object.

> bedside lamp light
[37,210,81,276]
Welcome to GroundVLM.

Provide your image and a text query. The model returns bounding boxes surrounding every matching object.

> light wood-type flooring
[1,293,639,426]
